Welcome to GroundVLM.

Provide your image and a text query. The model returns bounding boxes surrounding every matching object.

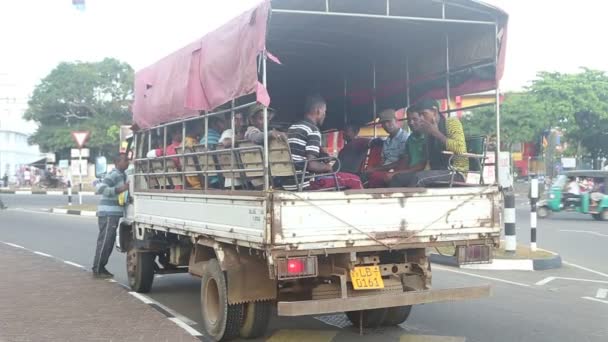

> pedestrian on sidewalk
[92,153,129,278]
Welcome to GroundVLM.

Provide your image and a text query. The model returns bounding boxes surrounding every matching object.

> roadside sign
[70,159,88,176]
[45,153,56,163]
[71,131,90,148]
[70,148,90,158]
[58,160,69,168]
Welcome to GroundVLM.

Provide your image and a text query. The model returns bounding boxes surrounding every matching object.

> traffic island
[429,244,562,271]
[51,204,97,217]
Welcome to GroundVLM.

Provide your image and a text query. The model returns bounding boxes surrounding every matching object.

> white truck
[108,1,508,340]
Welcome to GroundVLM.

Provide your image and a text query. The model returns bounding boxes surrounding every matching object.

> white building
[0,74,43,181]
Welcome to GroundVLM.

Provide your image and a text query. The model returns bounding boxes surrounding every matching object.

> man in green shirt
[383,108,428,185]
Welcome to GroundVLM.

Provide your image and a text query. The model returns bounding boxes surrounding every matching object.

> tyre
[200,259,243,341]
[592,213,601,221]
[537,206,550,219]
[345,308,388,328]
[126,248,155,293]
[601,210,608,221]
[382,305,412,326]
[240,300,272,339]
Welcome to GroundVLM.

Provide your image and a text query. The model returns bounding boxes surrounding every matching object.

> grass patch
[57,204,97,212]
[433,243,555,260]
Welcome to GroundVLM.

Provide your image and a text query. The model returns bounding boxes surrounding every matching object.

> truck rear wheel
[382,305,412,326]
[239,300,272,339]
[345,308,388,328]
[126,248,155,293]
[200,259,243,341]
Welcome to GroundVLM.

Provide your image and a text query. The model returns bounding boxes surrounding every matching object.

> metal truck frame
[116,1,508,340]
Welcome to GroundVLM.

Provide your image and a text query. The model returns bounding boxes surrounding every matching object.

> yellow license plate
[350,266,384,290]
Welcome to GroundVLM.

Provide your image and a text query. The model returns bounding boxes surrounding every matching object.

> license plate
[350,266,384,290]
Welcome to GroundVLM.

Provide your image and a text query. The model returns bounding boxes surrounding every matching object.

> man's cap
[377,108,396,122]
[249,103,275,117]
[413,98,439,112]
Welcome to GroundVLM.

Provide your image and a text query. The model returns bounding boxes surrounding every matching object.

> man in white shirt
[564,176,581,207]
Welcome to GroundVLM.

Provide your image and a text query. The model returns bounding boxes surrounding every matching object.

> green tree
[462,92,547,151]
[529,68,608,160]
[24,58,134,157]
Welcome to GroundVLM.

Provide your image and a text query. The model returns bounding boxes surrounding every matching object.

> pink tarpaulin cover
[132,1,270,129]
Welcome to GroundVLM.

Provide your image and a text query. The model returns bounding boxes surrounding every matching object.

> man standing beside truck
[92,153,129,278]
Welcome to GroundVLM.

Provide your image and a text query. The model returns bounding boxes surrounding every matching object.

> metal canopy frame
[269,0,505,185]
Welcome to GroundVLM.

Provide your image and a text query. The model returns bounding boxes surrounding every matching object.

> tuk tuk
[538,170,608,220]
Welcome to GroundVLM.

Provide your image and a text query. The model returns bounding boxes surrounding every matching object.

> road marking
[46,191,64,195]
[52,208,68,214]
[129,291,197,326]
[560,229,608,238]
[535,276,608,286]
[563,261,608,278]
[400,336,466,342]
[596,288,608,299]
[267,329,338,342]
[535,277,556,286]
[168,317,203,337]
[582,296,608,305]
[433,265,531,287]
[3,242,25,249]
[33,251,53,258]
[64,260,85,268]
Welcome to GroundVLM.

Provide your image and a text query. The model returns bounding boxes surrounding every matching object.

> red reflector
[287,259,304,274]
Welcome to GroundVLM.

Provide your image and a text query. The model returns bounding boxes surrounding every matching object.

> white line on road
[560,229,608,238]
[535,277,556,286]
[596,288,608,299]
[582,296,608,305]
[129,292,197,326]
[64,260,85,268]
[3,242,25,249]
[129,291,154,304]
[563,261,608,279]
[168,317,203,337]
[535,276,608,286]
[433,265,531,287]
[33,251,53,258]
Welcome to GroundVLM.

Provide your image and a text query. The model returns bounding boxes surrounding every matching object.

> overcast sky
[1,0,607,102]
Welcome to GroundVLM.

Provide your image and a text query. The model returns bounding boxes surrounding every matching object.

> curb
[51,208,97,217]
[429,253,562,271]
[0,190,96,196]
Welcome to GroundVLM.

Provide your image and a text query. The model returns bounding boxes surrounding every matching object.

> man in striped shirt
[286,95,363,190]
[93,153,129,278]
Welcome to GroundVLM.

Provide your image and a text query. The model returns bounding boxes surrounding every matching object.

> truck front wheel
[382,305,412,326]
[200,259,243,341]
[345,308,387,328]
[126,248,155,293]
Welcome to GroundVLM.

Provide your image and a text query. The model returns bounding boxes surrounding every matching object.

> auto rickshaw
[538,170,608,220]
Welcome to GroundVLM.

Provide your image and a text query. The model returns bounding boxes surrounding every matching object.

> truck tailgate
[272,187,500,250]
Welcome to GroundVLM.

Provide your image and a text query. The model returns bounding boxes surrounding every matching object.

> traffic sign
[71,131,90,148]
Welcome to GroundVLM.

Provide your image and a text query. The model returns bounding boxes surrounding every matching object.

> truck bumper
[277,285,491,316]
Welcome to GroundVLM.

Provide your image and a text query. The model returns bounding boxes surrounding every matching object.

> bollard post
[67,180,72,206]
[530,176,539,252]
[504,191,516,254]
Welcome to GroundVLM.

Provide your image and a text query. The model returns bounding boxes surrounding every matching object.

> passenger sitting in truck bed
[285,94,363,191]
[199,116,226,188]
[336,123,369,175]
[219,111,246,148]
[146,127,183,168]
[244,103,286,144]
[364,108,409,188]
[389,98,468,187]
[380,107,428,186]
[184,121,203,189]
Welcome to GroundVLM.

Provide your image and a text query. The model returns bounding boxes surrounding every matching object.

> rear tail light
[277,256,318,280]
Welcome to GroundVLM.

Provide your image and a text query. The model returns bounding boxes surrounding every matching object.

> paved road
[1,194,607,341]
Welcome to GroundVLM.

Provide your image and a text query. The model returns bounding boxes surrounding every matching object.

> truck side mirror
[95,156,107,179]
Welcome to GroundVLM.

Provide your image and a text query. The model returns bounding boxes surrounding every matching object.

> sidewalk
[0,244,201,342]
